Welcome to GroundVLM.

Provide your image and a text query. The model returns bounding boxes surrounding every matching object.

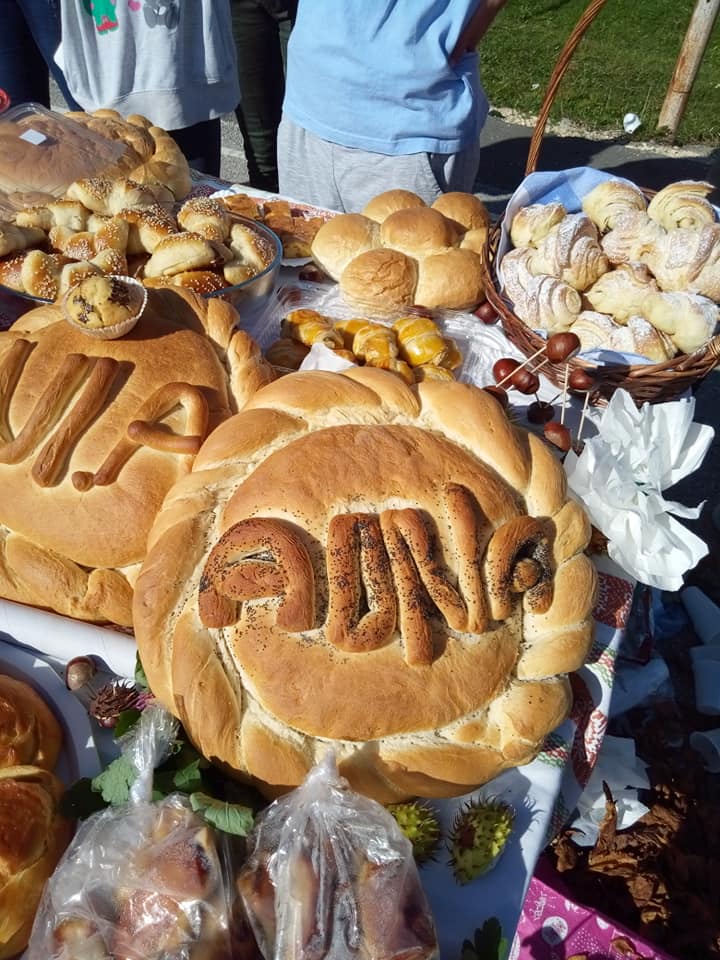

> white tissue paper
[570,735,650,847]
[300,341,357,372]
[564,389,714,590]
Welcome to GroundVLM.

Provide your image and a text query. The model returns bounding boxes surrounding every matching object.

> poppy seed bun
[310,213,380,281]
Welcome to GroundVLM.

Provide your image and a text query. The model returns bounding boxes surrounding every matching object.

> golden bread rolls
[0,287,274,626]
[177,197,232,243]
[414,247,485,310]
[0,765,72,960]
[312,191,488,312]
[0,675,62,770]
[339,248,418,315]
[311,213,380,281]
[362,188,426,223]
[379,207,456,259]
[134,369,597,801]
[143,231,224,278]
[431,190,490,232]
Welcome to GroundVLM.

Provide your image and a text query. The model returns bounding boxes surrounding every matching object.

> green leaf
[171,758,204,793]
[91,754,137,805]
[134,654,149,691]
[60,778,108,820]
[460,918,508,960]
[189,791,254,836]
[114,708,142,738]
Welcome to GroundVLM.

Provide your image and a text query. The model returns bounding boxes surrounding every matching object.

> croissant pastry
[282,309,344,349]
[143,231,224,278]
[352,322,398,363]
[365,355,415,384]
[392,315,448,366]
[647,180,716,231]
[530,214,609,290]
[601,211,666,265]
[581,179,647,232]
[65,177,173,217]
[584,262,659,324]
[266,337,311,370]
[334,317,369,350]
[509,202,567,248]
[641,223,720,301]
[571,309,674,361]
[498,246,535,311]
[641,290,719,355]
[117,205,178,254]
[520,274,582,332]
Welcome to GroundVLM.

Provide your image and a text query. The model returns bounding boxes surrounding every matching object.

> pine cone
[88,679,140,728]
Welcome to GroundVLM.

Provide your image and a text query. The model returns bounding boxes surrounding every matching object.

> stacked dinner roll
[500,178,720,360]
[311,189,489,313]
[134,367,597,802]
[0,675,72,960]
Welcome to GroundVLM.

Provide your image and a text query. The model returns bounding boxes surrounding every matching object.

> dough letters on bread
[134,369,597,801]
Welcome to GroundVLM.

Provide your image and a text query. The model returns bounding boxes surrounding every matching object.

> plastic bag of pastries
[0,286,274,627]
[27,706,252,960]
[238,752,438,960]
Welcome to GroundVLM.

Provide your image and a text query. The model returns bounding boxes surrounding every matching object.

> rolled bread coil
[15,200,88,233]
[311,213,380,281]
[641,223,720,301]
[581,179,647,232]
[584,261,659,324]
[640,290,719,355]
[510,201,567,248]
[646,180,716,231]
[519,275,582,332]
[117,205,178,255]
[601,211,666,265]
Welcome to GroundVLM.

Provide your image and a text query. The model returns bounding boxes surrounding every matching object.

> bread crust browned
[0,287,273,625]
[134,368,597,800]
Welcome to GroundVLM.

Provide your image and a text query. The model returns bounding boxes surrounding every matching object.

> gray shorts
[277,116,481,212]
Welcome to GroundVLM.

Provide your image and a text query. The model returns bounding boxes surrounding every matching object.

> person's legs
[13,0,81,109]
[429,139,481,194]
[277,117,341,210]
[233,0,292,192]
[168,118,222,178]
[0,0,51,108]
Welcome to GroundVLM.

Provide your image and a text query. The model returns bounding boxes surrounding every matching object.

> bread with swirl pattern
[134,368,597,801]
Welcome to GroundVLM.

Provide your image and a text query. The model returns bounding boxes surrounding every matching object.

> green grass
[480,0,720,145]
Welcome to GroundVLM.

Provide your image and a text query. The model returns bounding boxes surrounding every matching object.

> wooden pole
[658,0,720,138]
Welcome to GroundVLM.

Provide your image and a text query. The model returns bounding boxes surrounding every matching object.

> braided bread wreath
[0,287,272,627]
[134,367,598,801]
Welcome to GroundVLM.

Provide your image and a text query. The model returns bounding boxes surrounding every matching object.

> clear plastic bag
[27,706,252,960]
[237,752,439,960]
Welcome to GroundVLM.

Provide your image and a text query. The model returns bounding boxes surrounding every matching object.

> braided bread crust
[135,369,596,800]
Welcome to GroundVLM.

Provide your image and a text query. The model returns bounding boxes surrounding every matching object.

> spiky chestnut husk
[449,798,515,885]
[388,801,441,864]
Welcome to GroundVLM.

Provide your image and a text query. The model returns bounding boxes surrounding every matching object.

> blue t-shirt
[283,1,487,156]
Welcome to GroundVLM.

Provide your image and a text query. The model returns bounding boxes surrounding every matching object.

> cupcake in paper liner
[62,274,148,340]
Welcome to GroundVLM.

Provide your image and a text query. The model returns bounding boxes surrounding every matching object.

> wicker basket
[483,0,720,405]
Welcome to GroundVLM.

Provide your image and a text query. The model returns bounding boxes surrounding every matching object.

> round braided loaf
[134,368,597,801]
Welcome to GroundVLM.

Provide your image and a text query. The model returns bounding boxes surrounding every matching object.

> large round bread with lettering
[134,369,597,801]
[0,287,272,627]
